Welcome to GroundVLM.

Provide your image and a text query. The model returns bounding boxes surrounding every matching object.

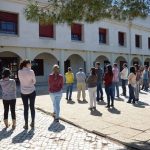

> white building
[0,0,150,83]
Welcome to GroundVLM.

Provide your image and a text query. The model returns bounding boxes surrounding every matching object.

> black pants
[3,99,16,120]
[21,91,36,124]
[122,79,127,96]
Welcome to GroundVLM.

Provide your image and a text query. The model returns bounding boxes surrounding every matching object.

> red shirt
[104,72,113,87]
[48,73,63,93]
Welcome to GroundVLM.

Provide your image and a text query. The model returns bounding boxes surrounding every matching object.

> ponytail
[20,59,31,70]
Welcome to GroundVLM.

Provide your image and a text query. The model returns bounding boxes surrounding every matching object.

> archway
[64,54,85,75]
[33,53,58,83]
[95,55,110,71]
[115,56,127,71]
[0,51,21,80]
[144,58,150,67]
[131,57,141,66]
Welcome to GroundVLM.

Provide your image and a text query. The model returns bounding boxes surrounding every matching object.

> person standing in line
[48,65,63,123]
[104,65,114,108]
[65,67,74,101]
[95,62,104,101]
[112,63,119,98]
[120,63,128,96]
[86,67,97,110]
[18,60,36,130]
[0,68,16,129]
[76,68,86,101]
[134,64,141,102]
[127,66,136,103]
[142,65,149,92]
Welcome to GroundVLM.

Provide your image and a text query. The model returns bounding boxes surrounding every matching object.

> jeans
[112,81,119,97]
[121,79,127,96]
[128,84,135,102]
[66,83,73,100]
[105,84,114,106]
[143,79,149,91]
[135,81,140,100]
[21,91,36,124]
[50,91,62,119]
[88,87,96,108]
[96,82,103,100]
[77,82,86,100]
[3,99,16,120]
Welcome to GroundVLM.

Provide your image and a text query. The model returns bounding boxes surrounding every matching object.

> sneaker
[54,118,59,123]
[30,122,34,128]
[106,105,110,108]
[127,100,131,103]
[23,124,28,130]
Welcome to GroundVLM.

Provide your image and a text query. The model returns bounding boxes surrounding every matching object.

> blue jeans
[112,82,119,97]
[105,84,114,106]
[50,91,62,119]
[128,84,135,102]
[96,82,103,100]
[121,79,127,96]
[66,83,73,100]
[143,79,149,91]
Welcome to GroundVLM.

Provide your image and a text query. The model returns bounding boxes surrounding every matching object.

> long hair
[106,65,113,76]
[20,59,31,70]
[130,66,136,75]
[90,67,96,76]
[2,68,11,79]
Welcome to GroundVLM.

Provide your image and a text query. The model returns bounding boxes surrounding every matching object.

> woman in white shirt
[127,66,136,104]
[18,60,36,129]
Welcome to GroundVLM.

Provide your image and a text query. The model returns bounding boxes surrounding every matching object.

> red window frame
[71,23,82,41]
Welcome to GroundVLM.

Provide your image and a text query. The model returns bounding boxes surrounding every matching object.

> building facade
[1,0,150,83]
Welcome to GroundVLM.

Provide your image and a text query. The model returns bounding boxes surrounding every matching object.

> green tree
[24,0,150,24]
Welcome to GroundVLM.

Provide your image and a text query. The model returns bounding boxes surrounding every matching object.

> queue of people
[0,60,150,129]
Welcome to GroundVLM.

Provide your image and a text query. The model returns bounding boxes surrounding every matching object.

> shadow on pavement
[78,100,88,104]
[97,101,107,105]
[67,100,75,104]
[12,129,34,143]
[115,97,124,101]
[133,101,149,108]
[90,109,102,117]
[48,122,65,132]
[0,128,13,141]
[139,91,148,95]
[107,107,121,114]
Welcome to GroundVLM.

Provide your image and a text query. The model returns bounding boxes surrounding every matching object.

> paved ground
[0,108,127,150]
[0,85,150,149]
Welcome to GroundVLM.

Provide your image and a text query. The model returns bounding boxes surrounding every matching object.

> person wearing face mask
[18,59,36,130]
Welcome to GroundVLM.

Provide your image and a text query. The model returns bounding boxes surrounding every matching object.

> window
[39,23,54,38]
[71,23,83,41]
[118,32,125,46]
[0,11,18,35]
[135,34,142,48]
[99,28,108,44]
[32,59,44,76]
[148,37,150,49]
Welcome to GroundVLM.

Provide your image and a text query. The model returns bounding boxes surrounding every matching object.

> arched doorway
[0,51,21,80]
[115,56,127,71]
[64,54,85,75]
[95,55,110,71]
[33,53,58,83]
[131,57,141,66]
[144,58,150,67]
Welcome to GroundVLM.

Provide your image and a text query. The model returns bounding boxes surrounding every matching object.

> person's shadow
[107,107,121,114]
[48,121,65,133]
[0,128,13,141]
[78,100,88,104]
[67,100,75,104]
[133,101,149,108]
[12,129,34,143]
[90,109,102,116]
[97,101,107,105]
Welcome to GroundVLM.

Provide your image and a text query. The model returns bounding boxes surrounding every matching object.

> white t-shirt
[120,67,128,80]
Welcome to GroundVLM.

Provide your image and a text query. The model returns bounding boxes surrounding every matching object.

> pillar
[86,51,91,74]
[60,50,64,75]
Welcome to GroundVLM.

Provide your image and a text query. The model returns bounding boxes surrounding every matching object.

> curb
[36,107,140,150]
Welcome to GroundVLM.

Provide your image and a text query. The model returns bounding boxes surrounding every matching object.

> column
[86,51,91,74]
[142,55,144,66]
[128,54,131,67]
[60,50,65,75]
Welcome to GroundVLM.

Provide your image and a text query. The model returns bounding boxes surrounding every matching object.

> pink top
[112,67,119,82]
[18,67,36,94]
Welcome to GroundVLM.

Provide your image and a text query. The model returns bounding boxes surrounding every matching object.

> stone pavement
[0,85,150,149]
[33,86,150,150]
[0,108,127,150]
